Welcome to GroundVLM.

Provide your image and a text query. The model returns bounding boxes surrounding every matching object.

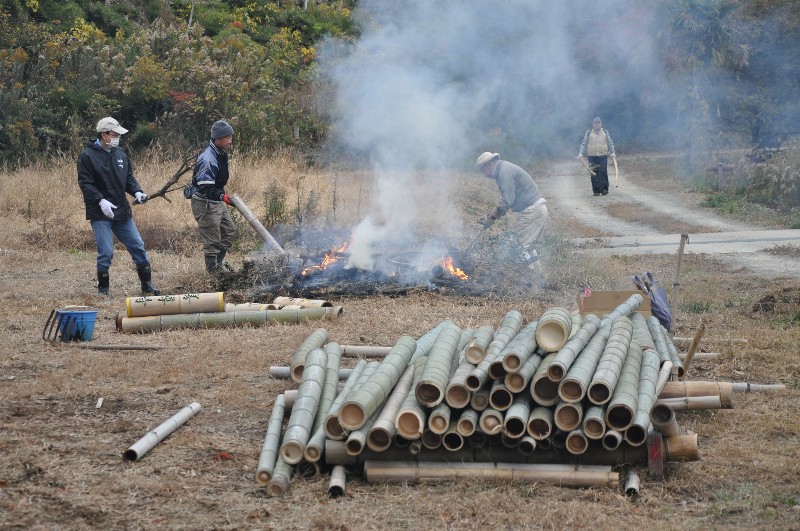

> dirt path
[539,158,800,279]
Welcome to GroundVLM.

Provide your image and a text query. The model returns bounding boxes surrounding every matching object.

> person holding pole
[578,117,616,196]
[190,120,236,273]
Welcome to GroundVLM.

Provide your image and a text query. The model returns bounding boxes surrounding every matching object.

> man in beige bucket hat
[475,152,548,278]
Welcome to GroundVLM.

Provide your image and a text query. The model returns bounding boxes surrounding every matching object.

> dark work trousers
[588,155,609,194]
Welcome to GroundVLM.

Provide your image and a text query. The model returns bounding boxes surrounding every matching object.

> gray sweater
[489,160,543,219]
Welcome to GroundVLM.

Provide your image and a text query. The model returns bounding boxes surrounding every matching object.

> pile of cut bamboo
[115,293,342,333]
[258,293,782,496]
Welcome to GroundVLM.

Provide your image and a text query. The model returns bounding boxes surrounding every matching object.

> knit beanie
[211,120,234,139]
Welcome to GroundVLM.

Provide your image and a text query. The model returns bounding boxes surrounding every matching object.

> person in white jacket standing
[579,117,616,196]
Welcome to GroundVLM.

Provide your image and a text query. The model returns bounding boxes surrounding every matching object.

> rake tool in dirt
[42,310,79,342]
[462,226,488,257]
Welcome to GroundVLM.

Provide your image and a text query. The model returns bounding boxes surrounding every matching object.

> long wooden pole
[681,321,706,379]
[671,234,689,328]
[227,193,285,256]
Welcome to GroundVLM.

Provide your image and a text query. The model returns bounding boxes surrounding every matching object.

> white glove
[99,199,117,219]
[135,191,148,204]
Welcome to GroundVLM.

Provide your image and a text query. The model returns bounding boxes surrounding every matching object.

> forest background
[1,0,799,213]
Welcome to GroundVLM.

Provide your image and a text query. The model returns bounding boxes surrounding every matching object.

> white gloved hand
[135,191,148,204]
[99,199,117,219]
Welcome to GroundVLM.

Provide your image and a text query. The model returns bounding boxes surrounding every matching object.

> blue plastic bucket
[55,306,98,342]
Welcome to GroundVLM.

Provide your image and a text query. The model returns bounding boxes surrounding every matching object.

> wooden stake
[681,321,706,379]
[671,234,689,330]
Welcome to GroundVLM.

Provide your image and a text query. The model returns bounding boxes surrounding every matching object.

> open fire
[300,241,350,277]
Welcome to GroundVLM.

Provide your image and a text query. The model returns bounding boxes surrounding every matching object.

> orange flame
[301,241,350,276]
[439,256,468,280]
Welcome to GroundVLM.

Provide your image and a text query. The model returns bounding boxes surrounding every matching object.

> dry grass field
[0,151,798,529]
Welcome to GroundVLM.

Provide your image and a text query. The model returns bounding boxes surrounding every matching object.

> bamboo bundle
[416,322,462,407]
[547,314,601,382]
[535,307,574,352]
[465,325,495,364]
[323,361,374,440]
[485,310,525,360]
[647,316,673,366]
[527,406,554,440]
[503,394,532,439]
[479,408,504,435]
[505,350,543,393]
[395,357,430,439]
[650,404,680,437]
[457,409,479,437]
[306,360,367,461]
[582,405,606,440]
[599,293,644,327]
[489,380,514,411]
[272,296,332,308]
[367,364,416,452]
[442,421,464,451]
[554,400,584,432]
[428,402,452,435]
[566,429,589,455]
[531,352,559,406]
[660,381,733,408]
[604,339,643,430]
[125,291,225,318]
[339,335,417,430]
[266,456,293,497]
[500,321,539,373]
[280,348,327,464]
[626,348,661,446]
[558,323,612,402]
[289,328,329,383]
[588,316,634,405]
[256,394,286,484]
[328,465,346,498]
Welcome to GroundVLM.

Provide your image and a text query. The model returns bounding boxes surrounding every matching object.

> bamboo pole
[588,316,634,405]
[655,396,723,410]
[410,321,447,363]
[731,382,786,392]
[341,345,393,357]
[269,366,352,381]
[465,325,495,364]
[625,469,641,497]
[479,408,504,435]
[505,350,543,393]
[283,389,298,410]
[566,429,589,455]
[655,360,674,397]
[272,296,332,308]
[428,402,452,435]
[599,293,645,327]
[673,337,747,345]
[228,193,285,256]
[421,429,442,450]
[547,314,601,382]
[501,321,539,373]
[367,364,416,452]
[125,292,225,318]
[446,358,475,409]
[501,433,520,448]
[470,385,490,411]
[681,321,706,379]
[256,394,285,484]
[517,436,537,455]
[395,357,429,439]
[650,404,680,437]
[328,465,346,498]
[363,461,619,488]
[677,352,719,360]
[569,312,583,339]
[582,405,606,440]
[322,361,372,440]
[671,233,689,325]
[535,307,574,353]
[123,402,202,462]
[503,394,532,439]
[296,460,321,480]
[554,400,584,432]
[647,315,673,366]
[266,456,293,497]
[416,322,462,407]
[225,302,276,312]
[630,313,656,352]
[457,409,480,437]
[489,380,514,411]
[280,348,327,464]
[442,421,464,451]
[289,328,329,383]
[605,339,643,430]
[531,352,559,406]
[602,429,623,451]
[626,348,661,446]
[527,406,553,440]
[116,308,341,333]
[661,324,685,378]
[659,381,734,408]
[558,323,612,402]
[339,336,417,430]
[485,310,525,360]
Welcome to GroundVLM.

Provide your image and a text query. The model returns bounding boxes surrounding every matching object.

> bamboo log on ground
[345,411,377,456]
[479,408,504,435]
[731,382,786,392]
[655,396,724,410]
[659,381,733,408]
[116,308,341,334]
[565,429,589,455]
[266,456,293,497]
[123,402,202,462]
[604,339,643,430]
[681,321,706,379]
[322,361,373,441]
[625,469,641,497]
[442,421,464,451]
[602,429,623,451]
[457,409,480,437]
[416,322,462,407]
[588,316,634,405]
[505,350,543,393]
[269,366,353,381]
[599,293,645,327]
[280,348,327,464]
[527,406,554,440]
[582,405,607,440]
[296,460,321,480]
[395,357,429,439]
[445,358,475,408]
[256,394,286,484]
[647,316,673,366]
[289,328,329,383]
[428,402,452,435]
[489,380,514,411]
[363,461,619,488]
[661,324,685,377]
[283,389,298,410]
[328,465,346,498]
[125,291,225,318]
[341,345,392,357]
[272,296,332,308]
[535,307,574,353]
[306,360,367,461]
[558,323,612,402]
[503,394,532,439]
[531,352,560,406]
[339,336,417,430]
[650,404,680,437]
[655,360,674,397]
[554,400,584,432]
[547,314,601,382]
[500,321,539,373]
[366,364,416,452]
[313,342,343,430]
[465,325,495,364]
[626,348,661,446]
[228,193,285,256]
[677,351,719,360]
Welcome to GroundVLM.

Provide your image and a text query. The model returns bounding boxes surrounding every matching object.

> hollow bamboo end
[665,433,699,462]
[417,383,442,407]
[559,380,584,402]
[588,383,611,405]
[606,406,634,431]
[256,469,272,485]
[266,477,290,497]
[442,432,464,451]
[555,406,581,432]
[396,412,424,439]
[583,418,605,439]
[527,419,551,440]
[280,442,304,465]
[339,403,366,431]
[122,449,139,462]
[625,425,647,446]
[533,378,559,405]
[446,387,470,409]
[547,365,565,382]
[303,445,321,463]
[504,419,526,439]
[367,430,392,453]
[602,430,623,450]
[503,356,521,372]
[324,417,345,440]
[290,364,304,383]
[506,373,525,393]
[566,433,588,455]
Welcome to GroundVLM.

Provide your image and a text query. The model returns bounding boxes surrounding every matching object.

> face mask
[109,137,120,148]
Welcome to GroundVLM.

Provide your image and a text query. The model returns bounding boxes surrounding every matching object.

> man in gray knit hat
[190,119,236,273]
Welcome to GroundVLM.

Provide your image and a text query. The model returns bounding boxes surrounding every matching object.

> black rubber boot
[136,264,161,295]
[97,270,110,295]
[205,255,218,273]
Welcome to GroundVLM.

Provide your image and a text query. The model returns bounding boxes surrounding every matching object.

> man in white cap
[190,119,236,273]
[578,117,615,196]
[77,117,160,296]
[475,152,548,277]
